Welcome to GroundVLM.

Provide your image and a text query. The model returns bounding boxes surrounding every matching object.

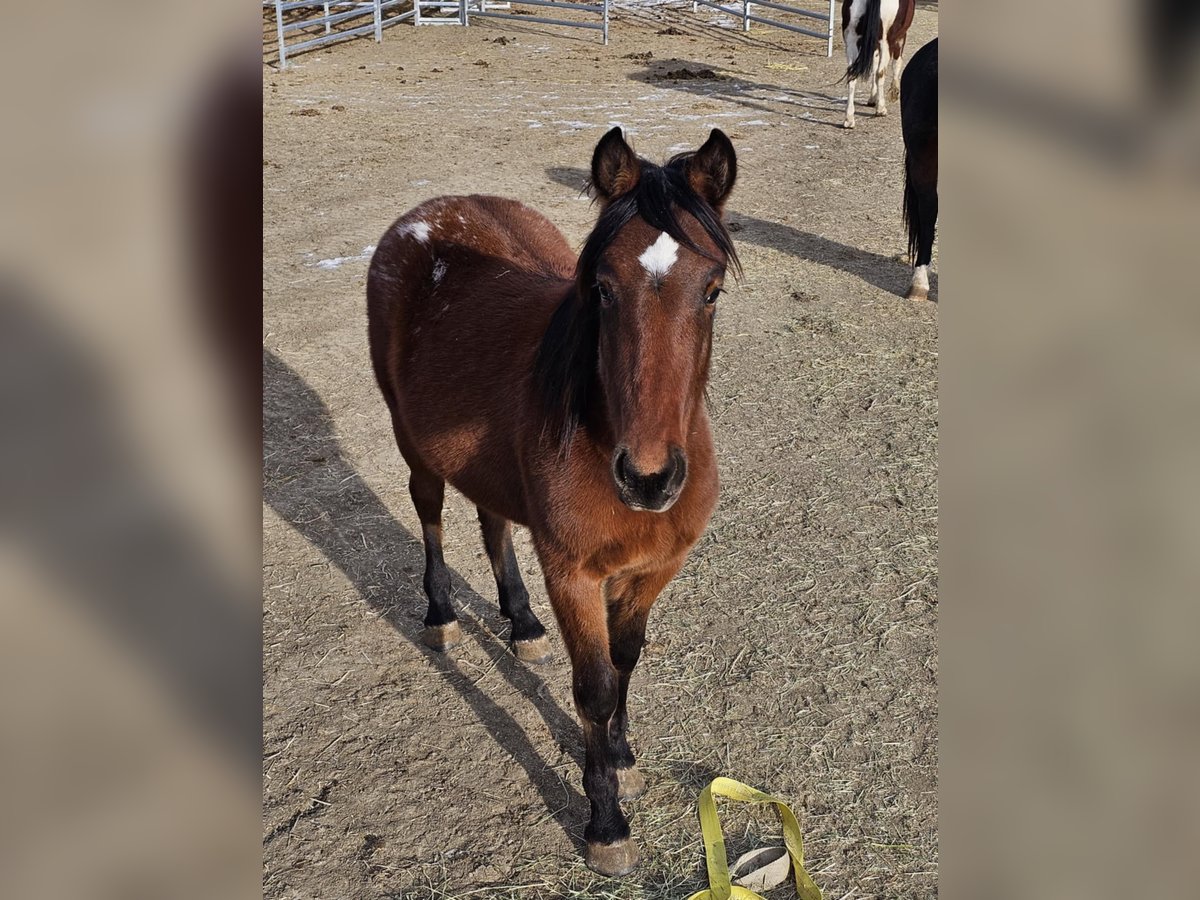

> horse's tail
[846,0,884,81]
[902,150,920,265]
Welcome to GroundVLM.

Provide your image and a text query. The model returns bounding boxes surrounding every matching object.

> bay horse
[842,0,916,128]
[901,37,937,300]
[366,127,739,876]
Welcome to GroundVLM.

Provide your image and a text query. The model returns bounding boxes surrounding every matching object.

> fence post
[275,0,288,69]
[603,0,609,44]
[742,0,750,33]
[460,0,468,25]
[827,0,835,57]
[375,0,383,41]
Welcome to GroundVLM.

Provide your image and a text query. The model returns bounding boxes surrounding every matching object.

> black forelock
[533,154,740,450]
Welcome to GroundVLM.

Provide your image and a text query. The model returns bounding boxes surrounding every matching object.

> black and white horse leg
[408,467,460,650]
[874,45,890,116]
[478,507,551,663]
[889,42,904,101]
[909,187,937,300]
[844,26,858,128]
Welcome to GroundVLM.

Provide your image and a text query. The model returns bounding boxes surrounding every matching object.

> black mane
[533,153,740,449]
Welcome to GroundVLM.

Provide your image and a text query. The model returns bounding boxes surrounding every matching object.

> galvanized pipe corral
[270,0,610,67]
[692,0,836,57]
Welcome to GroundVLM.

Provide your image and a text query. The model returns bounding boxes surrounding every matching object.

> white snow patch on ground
[312,245,376,269]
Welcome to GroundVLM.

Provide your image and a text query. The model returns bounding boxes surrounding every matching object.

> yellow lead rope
[687,777,823,900]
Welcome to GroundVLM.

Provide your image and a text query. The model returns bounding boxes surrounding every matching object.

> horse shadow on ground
[729,214,937,300]
[627,60,848,132]
[262,349,589,849]
[542,168,934,300]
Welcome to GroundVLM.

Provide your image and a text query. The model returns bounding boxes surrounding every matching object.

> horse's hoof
[876,107,889,117]
[842,119,855,130]
[422,622,463,652]
[511,635,552,664]
[905,286,930,302]
[888,84,900,102]
[617,766,646,801]
[585,838,640,877]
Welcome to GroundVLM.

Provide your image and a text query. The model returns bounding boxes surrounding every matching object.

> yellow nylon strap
[686,777,823,900]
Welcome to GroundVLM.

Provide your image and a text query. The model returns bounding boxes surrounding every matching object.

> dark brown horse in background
[366,128,739,876]
[901,37,937,300]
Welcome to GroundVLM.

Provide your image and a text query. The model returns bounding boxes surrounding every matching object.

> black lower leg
[575,659,629,848]
[419,524,454,627]
[916,189,937,269]
[478,509,546,643]
[608,612,649,771]
[408,471,456,634]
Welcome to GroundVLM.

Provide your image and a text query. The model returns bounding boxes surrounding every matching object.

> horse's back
[367,194,574,387]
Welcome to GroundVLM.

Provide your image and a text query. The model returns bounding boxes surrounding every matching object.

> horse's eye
[596,283,615,308]
[705,288,722,306]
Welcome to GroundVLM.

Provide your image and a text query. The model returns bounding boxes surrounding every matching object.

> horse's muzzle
[612,445,688,512]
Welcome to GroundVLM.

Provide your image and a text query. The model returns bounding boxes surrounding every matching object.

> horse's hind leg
[843,27,858,128]
[408,467,461,651]
[888,46,904,102]
[478,508,551,664]
[907,183,937,300]
[874,45,890,116]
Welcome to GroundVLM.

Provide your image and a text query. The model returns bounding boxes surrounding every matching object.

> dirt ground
[263,3,938,897]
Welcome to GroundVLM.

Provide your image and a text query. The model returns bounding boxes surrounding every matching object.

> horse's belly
[397,392,530,523]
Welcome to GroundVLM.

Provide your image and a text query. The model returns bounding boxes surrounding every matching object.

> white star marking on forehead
[638,232,679,281]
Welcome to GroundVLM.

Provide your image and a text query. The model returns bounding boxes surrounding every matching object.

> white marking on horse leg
[889,50,902,101]
[843,24,857,128]
[874,45,889,116]
[907,265,930,300]
[638,232,679,280]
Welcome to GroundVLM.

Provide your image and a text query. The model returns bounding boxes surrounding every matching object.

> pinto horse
[842,0,916,128]
[366,128,739,876]
[901,37,937,300]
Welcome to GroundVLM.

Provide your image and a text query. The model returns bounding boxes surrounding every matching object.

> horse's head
[538,128,739,513]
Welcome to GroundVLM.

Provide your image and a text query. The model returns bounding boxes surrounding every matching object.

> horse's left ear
[591,127,641,203]
[685,129,737,211]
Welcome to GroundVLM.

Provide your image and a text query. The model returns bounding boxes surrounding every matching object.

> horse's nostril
[669,448,688,487]
[613,447,631,485]
[612,445,688,511]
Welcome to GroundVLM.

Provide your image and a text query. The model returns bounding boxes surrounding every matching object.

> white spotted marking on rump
[399,220,431,244]
[432,259,448,284]
[638,232,679,281]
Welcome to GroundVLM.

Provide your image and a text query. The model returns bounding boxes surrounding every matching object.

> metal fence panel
[692,0,836,57]
[462,0,609,44]
[272,0,415,68]
[270,0,609,66]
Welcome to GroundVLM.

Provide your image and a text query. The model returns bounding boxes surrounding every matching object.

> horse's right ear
[685,129,737,212]
[590,127,640,202]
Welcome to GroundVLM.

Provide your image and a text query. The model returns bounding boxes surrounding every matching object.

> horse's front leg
[605,560,684,802]
[543,564,638,876]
